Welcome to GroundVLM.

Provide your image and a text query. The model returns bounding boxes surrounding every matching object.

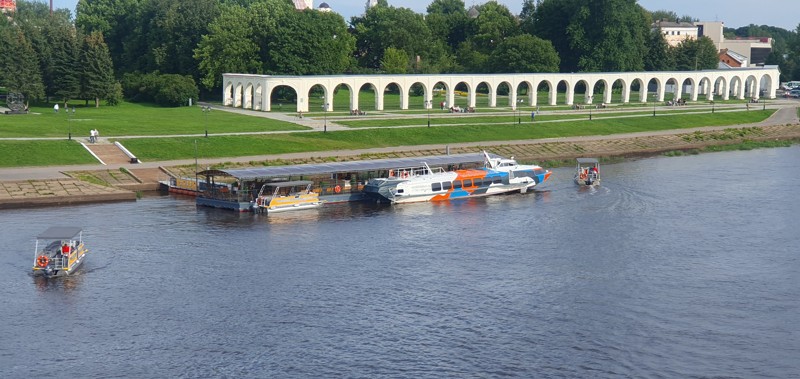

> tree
[466,1,519,54]
[194,4,261,90]
[267,9,355,75]
[47,23,82,106]
[76,0,144,75]
[673,36,718,71]
[488,34,559,73]
[380,47,409,74]
[81,31,116,107]
[426,0,469,50]
[644,28,675,71]
[351,6,435,71]
[0,21,45,105]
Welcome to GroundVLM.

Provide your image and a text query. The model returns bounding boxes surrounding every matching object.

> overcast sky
[49,0,799,31]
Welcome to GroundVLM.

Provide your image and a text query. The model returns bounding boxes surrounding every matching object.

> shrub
[121,72,199,107]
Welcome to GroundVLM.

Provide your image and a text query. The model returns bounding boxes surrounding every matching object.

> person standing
[53,103,59,113]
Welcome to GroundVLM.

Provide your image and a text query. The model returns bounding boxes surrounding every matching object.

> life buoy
[36,255,49,268]
[334,185,342,193]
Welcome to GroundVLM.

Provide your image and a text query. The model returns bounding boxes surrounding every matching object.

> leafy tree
[77,0,144,75]
[194,4,261,90]
[381,47,409,74]
[80,31,116,107]
[673,36,718,71]
[488,34,559,73]
[649,9,678,23]
[426,0,469,50]
[644,28,675,71]
[351,6,435,71]
[267,8,355,75]
[466,1,519,54]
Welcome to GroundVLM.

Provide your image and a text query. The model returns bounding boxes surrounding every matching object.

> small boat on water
[32,227,88,278]
[253,180,322,213]
[574,157,601,186]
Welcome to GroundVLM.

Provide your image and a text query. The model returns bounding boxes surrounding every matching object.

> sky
[47,0,800,31]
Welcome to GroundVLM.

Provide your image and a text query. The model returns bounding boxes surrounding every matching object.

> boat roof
[576,158,599,164]
[199,153,495,180]
[37,226,82,240]
[262,180,313,187]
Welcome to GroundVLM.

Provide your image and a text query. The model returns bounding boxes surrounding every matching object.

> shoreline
[1,122,799,209]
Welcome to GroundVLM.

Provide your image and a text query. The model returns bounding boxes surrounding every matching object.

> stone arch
[453,81,472,109]
[496,81,513,108]
[680,78,695,102]
[574,79,591,104]
[631,78,647,102]
[307,83,329,112]
[697,77,713,101]
[729,76,743,99]
[407,81,428,110]
[432,81,449,110]
[536,80,556,106]
[713,76,728,100]
[381,82,406,110]
[269,85,299,112]
[744,75,758,99]
[358,82,378,111]
[759,73,773,98]
[590,79,609,104]
[516,81,534,107]
[243,82,254,109]
[558,80,572,105]
[233,82,244,108]
[611,78,627,103]
[645,77,662,102]
[664,77,679,102]
[224,82,234,106]
[331,83,353,112]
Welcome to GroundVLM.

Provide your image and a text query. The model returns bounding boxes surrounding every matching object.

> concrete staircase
[85,143,132,165]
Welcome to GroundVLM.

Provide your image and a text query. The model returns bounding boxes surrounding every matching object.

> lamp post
[517,99,523,124]
[322,102,328,133]
[652,94,656,117]
[67,107,75,140]
[425,100,431,127]
[202,106,211,137]
[587,95,593,121]
[763,97,766,111]
[711,101,715,113]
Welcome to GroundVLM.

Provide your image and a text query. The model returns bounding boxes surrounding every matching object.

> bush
[121,72,199,107]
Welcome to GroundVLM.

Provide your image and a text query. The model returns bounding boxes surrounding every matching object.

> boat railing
[388,166,444,178]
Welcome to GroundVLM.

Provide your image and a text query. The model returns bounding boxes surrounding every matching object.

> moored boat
[483,151,552,190]
[253,180,322,213]
[574,157,601,186]
[32,227,88,278]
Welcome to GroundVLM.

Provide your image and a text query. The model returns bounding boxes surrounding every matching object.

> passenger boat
[366,160,550,204]
[32,227,88,278]
[574,157,601,186]
[253,180,322,213]
[482,151,551,191]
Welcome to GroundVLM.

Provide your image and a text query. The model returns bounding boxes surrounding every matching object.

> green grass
[335,108,754,128]
[119,110,775,161]
[0,101,307,138]
[0,140,98,167]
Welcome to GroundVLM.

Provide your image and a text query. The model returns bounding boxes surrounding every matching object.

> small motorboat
[32,227,88,278]
[574,158,601,186]
[253,180,322,213]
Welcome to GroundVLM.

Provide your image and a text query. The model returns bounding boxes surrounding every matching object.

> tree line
[1,0,798,108]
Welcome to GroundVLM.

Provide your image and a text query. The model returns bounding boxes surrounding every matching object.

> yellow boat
[253,181,322,214]
[32,227,88,278]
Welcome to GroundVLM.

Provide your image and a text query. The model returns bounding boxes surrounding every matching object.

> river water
[2,147,799,378]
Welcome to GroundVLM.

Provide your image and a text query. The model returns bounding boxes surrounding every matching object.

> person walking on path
[53,103,59,113]
[531,111,536,122]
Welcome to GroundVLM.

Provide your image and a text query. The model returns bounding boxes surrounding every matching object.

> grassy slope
[0,101,307,138]
[120,110,774,161]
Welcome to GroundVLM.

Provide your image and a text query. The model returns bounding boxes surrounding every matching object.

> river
[2,146,799,378]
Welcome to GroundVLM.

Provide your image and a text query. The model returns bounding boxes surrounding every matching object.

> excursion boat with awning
[31,227,88,278]
[574,158,600,186]
[253,180,322,213]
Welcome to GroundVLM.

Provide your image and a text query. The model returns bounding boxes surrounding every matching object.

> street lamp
[425,100,431,127]
[517,99,524,124]
[322,102,329,133]
[652,94,656,117]
[587,96,593,121]
[202,106,211,137]
[711,101,715,113]
[67,107,75,140]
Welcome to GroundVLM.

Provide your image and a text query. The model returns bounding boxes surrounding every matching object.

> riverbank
[1,112,798,209]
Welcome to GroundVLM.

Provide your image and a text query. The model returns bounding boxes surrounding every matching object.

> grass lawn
[118,110,774,162]
[0,140,97,167]
[0,101,307,138]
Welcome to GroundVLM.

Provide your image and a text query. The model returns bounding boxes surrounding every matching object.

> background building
[653,20,698,47]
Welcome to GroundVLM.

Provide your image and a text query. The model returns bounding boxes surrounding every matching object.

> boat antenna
[423,162,432,174]
[483,150,497,169]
